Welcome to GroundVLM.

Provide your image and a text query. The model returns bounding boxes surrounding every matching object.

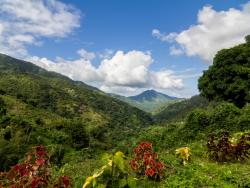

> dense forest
[1,36,250,187]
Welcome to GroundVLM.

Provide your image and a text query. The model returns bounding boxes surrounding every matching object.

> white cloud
[98,49,114,59]
[169,46,183,55]
[98,51,152,87]
[150,70,183,89]
[99,85,140,95]
[153,2,250,63]
[28,50,184,96]
[152,29,177,42]
[0,23,4,34]
[27,56,100,83]
[77,49,96,60]
[0,0,80,57]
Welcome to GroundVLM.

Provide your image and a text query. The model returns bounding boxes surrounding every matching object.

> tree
[198,35,250,108]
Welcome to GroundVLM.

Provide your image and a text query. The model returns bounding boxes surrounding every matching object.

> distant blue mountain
[129,89,178,102]
[110,90,182,113]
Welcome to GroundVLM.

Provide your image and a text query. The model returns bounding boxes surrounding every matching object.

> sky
[0,0,250,97]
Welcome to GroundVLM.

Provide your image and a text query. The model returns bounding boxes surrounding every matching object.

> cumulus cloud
[98,49,114,59]
[152,29,177,42]
[77,49,96,60]
[0,0,80,57]
[150,70,183,89]
[98,51,152,87]
[153,2,250,62]
[27,56,100,83]
[169,46,183,55]
[28,50,184,96]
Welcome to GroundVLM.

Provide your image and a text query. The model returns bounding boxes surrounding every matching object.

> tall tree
[198,35,250,108]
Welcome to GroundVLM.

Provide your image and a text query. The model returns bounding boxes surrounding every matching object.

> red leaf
[35,158,45,166]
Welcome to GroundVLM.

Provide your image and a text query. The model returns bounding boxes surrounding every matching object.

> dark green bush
[185,109,210,132]
[209,103,241,131]
[66,120,89,150]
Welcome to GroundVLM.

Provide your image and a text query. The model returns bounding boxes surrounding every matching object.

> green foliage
[0,97,7,117]
[209,103,240,130]
[2,47,250,187]
[0,54,152,172]
[245,35,250,43]
[83,151,137,188]
[186,109,210,132]
[185,102,250,134]
[198,36,250,108]
[66,120,89,150]
[155,95,210,124]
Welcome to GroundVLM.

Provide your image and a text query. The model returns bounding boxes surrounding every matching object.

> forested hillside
[1,36,250,187]
[154,95,210,123]
[0,54,152,171]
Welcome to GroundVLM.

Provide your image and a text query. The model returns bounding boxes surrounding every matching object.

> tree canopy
[198,35,250,108]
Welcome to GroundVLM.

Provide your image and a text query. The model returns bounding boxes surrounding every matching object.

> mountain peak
[128,90,177,102]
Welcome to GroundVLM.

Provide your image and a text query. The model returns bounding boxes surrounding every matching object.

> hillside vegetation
[0,54,152,171]
[1,36,250,187]
[154,95,210,123]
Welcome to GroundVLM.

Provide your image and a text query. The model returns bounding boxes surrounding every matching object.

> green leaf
[127,177,137,188]
[92,178,97,187]
[118,178,127,188]
[114,154,126,173]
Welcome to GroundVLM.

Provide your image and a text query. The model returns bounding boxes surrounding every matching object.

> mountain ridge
[109,89,182,113]
[128,89,179,102]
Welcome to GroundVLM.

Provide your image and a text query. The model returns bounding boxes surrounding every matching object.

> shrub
[175,147,191,165]
[66,120,89,149]
[207,131,250,162]
[210,103,241,130]
[130,141,165,181]
[0,146,71,188]
[83,151,136,188]
[185,109,210,132]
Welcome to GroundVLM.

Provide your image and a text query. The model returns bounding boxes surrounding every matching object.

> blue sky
[0,0,250,97]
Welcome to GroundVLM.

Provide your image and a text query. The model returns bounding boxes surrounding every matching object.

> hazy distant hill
[110,89,182,113]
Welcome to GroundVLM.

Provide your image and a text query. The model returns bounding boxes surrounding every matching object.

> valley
[1,36,250,187]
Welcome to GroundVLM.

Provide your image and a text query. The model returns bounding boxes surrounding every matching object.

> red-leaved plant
[0,146,71,188]
[130,141,165,181]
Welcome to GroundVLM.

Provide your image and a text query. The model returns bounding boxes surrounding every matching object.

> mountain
[129,89,177,101]
[0,53,152,170]
[154,95,211,123]
[110,90,182,113]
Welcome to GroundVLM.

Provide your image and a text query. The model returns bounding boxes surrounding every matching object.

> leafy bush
[175,147,191,165]
[83,151,137,188]
[185,103,249,135]
[130,141,165,181]
[185,109,210,132]
[0,146,71,188]
[66,120,89,150]
[207,131,250,162]
[209,103,241,130]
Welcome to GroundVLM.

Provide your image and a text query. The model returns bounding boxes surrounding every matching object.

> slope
[0,53,152,170]
[154,95,210,123]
